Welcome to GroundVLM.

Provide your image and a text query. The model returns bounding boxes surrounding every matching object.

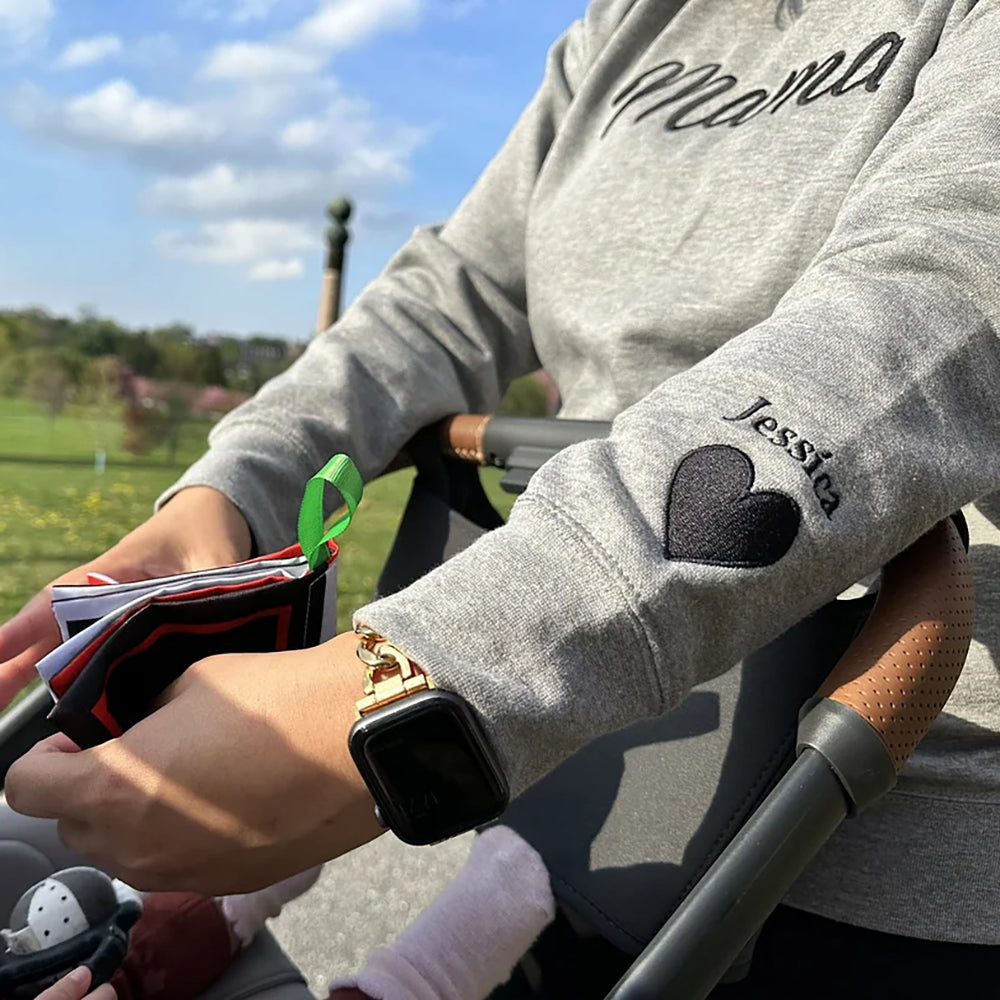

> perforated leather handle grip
[442,413,491,465]
[817,519,974,771]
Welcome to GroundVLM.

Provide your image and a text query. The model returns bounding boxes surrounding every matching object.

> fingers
[0,589,56,661]
[5,732,88,820]
[34,966,116,1000]
[0,562,100,710]
[37,967,93,1000]
[0,590,61,708]
[5,738,138,882]
[0,655,41,710]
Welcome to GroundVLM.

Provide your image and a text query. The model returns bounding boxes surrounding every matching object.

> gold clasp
[354,625,435,717]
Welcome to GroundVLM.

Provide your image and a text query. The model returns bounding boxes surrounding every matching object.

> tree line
[0,307,305,407]
[0,307,554,460]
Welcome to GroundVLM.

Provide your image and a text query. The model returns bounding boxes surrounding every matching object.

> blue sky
[0,0,585,338]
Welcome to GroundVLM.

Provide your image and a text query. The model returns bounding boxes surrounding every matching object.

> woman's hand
[37,966,115,1000]
[5,632,383,894]
[0,487,252,710]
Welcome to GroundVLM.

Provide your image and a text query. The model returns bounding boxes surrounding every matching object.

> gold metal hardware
[354,625,435,717]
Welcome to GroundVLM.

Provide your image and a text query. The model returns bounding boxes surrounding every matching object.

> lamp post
[316,198,352,335]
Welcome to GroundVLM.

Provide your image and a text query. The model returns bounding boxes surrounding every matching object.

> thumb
[5,732,88,821]
[37,967,95,1000]
[38,967,117,1000]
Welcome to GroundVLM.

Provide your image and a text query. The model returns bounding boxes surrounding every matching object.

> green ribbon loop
[297,454,363,569]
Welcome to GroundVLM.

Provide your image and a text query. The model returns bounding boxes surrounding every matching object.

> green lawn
[0,395,212,465]
[0,398,513,648]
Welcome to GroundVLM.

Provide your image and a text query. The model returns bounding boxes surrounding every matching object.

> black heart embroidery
[665,445,801,568]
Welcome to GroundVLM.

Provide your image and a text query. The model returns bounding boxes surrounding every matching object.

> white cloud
[155,218,316,264]
[279,115,424,181]
[180,0,284,24]
[0,0,52,46]
[11,73,424,181]
[201,41,323,80]
[148,164,327,215]
[54,35,124,70]
[146,148,418,220]
[289,0,421,52]
[22,80,221,149]
[249,257,305,281]
[200,0,424,80]
[277,96,425,174]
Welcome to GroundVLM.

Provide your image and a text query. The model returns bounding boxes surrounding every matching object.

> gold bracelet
[353,625,436,717]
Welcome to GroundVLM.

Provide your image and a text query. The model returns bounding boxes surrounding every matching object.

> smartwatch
[348,626,510,845]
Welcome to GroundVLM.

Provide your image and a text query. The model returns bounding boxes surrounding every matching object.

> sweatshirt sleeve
[357,5,1000,796]
[157,11,608,552]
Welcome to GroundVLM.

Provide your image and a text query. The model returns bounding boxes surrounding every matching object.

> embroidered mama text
[602,31,904,136]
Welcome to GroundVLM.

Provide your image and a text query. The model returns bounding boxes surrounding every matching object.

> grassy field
[0,395,213,464]
[0,397,513,644]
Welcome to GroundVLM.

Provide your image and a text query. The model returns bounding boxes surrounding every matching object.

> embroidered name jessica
[602,31,904,137]
[723,397,841,519]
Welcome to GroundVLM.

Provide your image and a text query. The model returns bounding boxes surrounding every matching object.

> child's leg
[328,826,555,1000]
[61,876,324,1000]
[112,897,318,1000]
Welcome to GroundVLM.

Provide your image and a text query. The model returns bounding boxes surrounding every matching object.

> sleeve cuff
[354,493,664,798]
[156,423,318,555]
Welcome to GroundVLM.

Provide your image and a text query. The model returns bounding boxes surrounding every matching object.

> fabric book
[34,454,363,750]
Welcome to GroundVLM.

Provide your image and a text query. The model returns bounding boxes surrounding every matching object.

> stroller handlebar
[818,517,974,772]
[442,414,612,468]
[441,413,492,465]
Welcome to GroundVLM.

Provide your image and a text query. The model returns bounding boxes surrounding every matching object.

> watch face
[352,693,508,845]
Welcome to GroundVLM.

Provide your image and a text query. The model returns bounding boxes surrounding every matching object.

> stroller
[0,414,975,1000]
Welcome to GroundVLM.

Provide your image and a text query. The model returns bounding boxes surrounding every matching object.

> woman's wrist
[152,486,253,568]
[97,485,254,587]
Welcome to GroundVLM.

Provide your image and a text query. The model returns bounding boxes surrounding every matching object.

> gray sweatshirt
[163,0,1000,943]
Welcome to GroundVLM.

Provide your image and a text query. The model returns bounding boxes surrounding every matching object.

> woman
[3,0,1000,993]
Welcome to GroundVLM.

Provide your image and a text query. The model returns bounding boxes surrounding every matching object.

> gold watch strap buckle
[354,625,435,716]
